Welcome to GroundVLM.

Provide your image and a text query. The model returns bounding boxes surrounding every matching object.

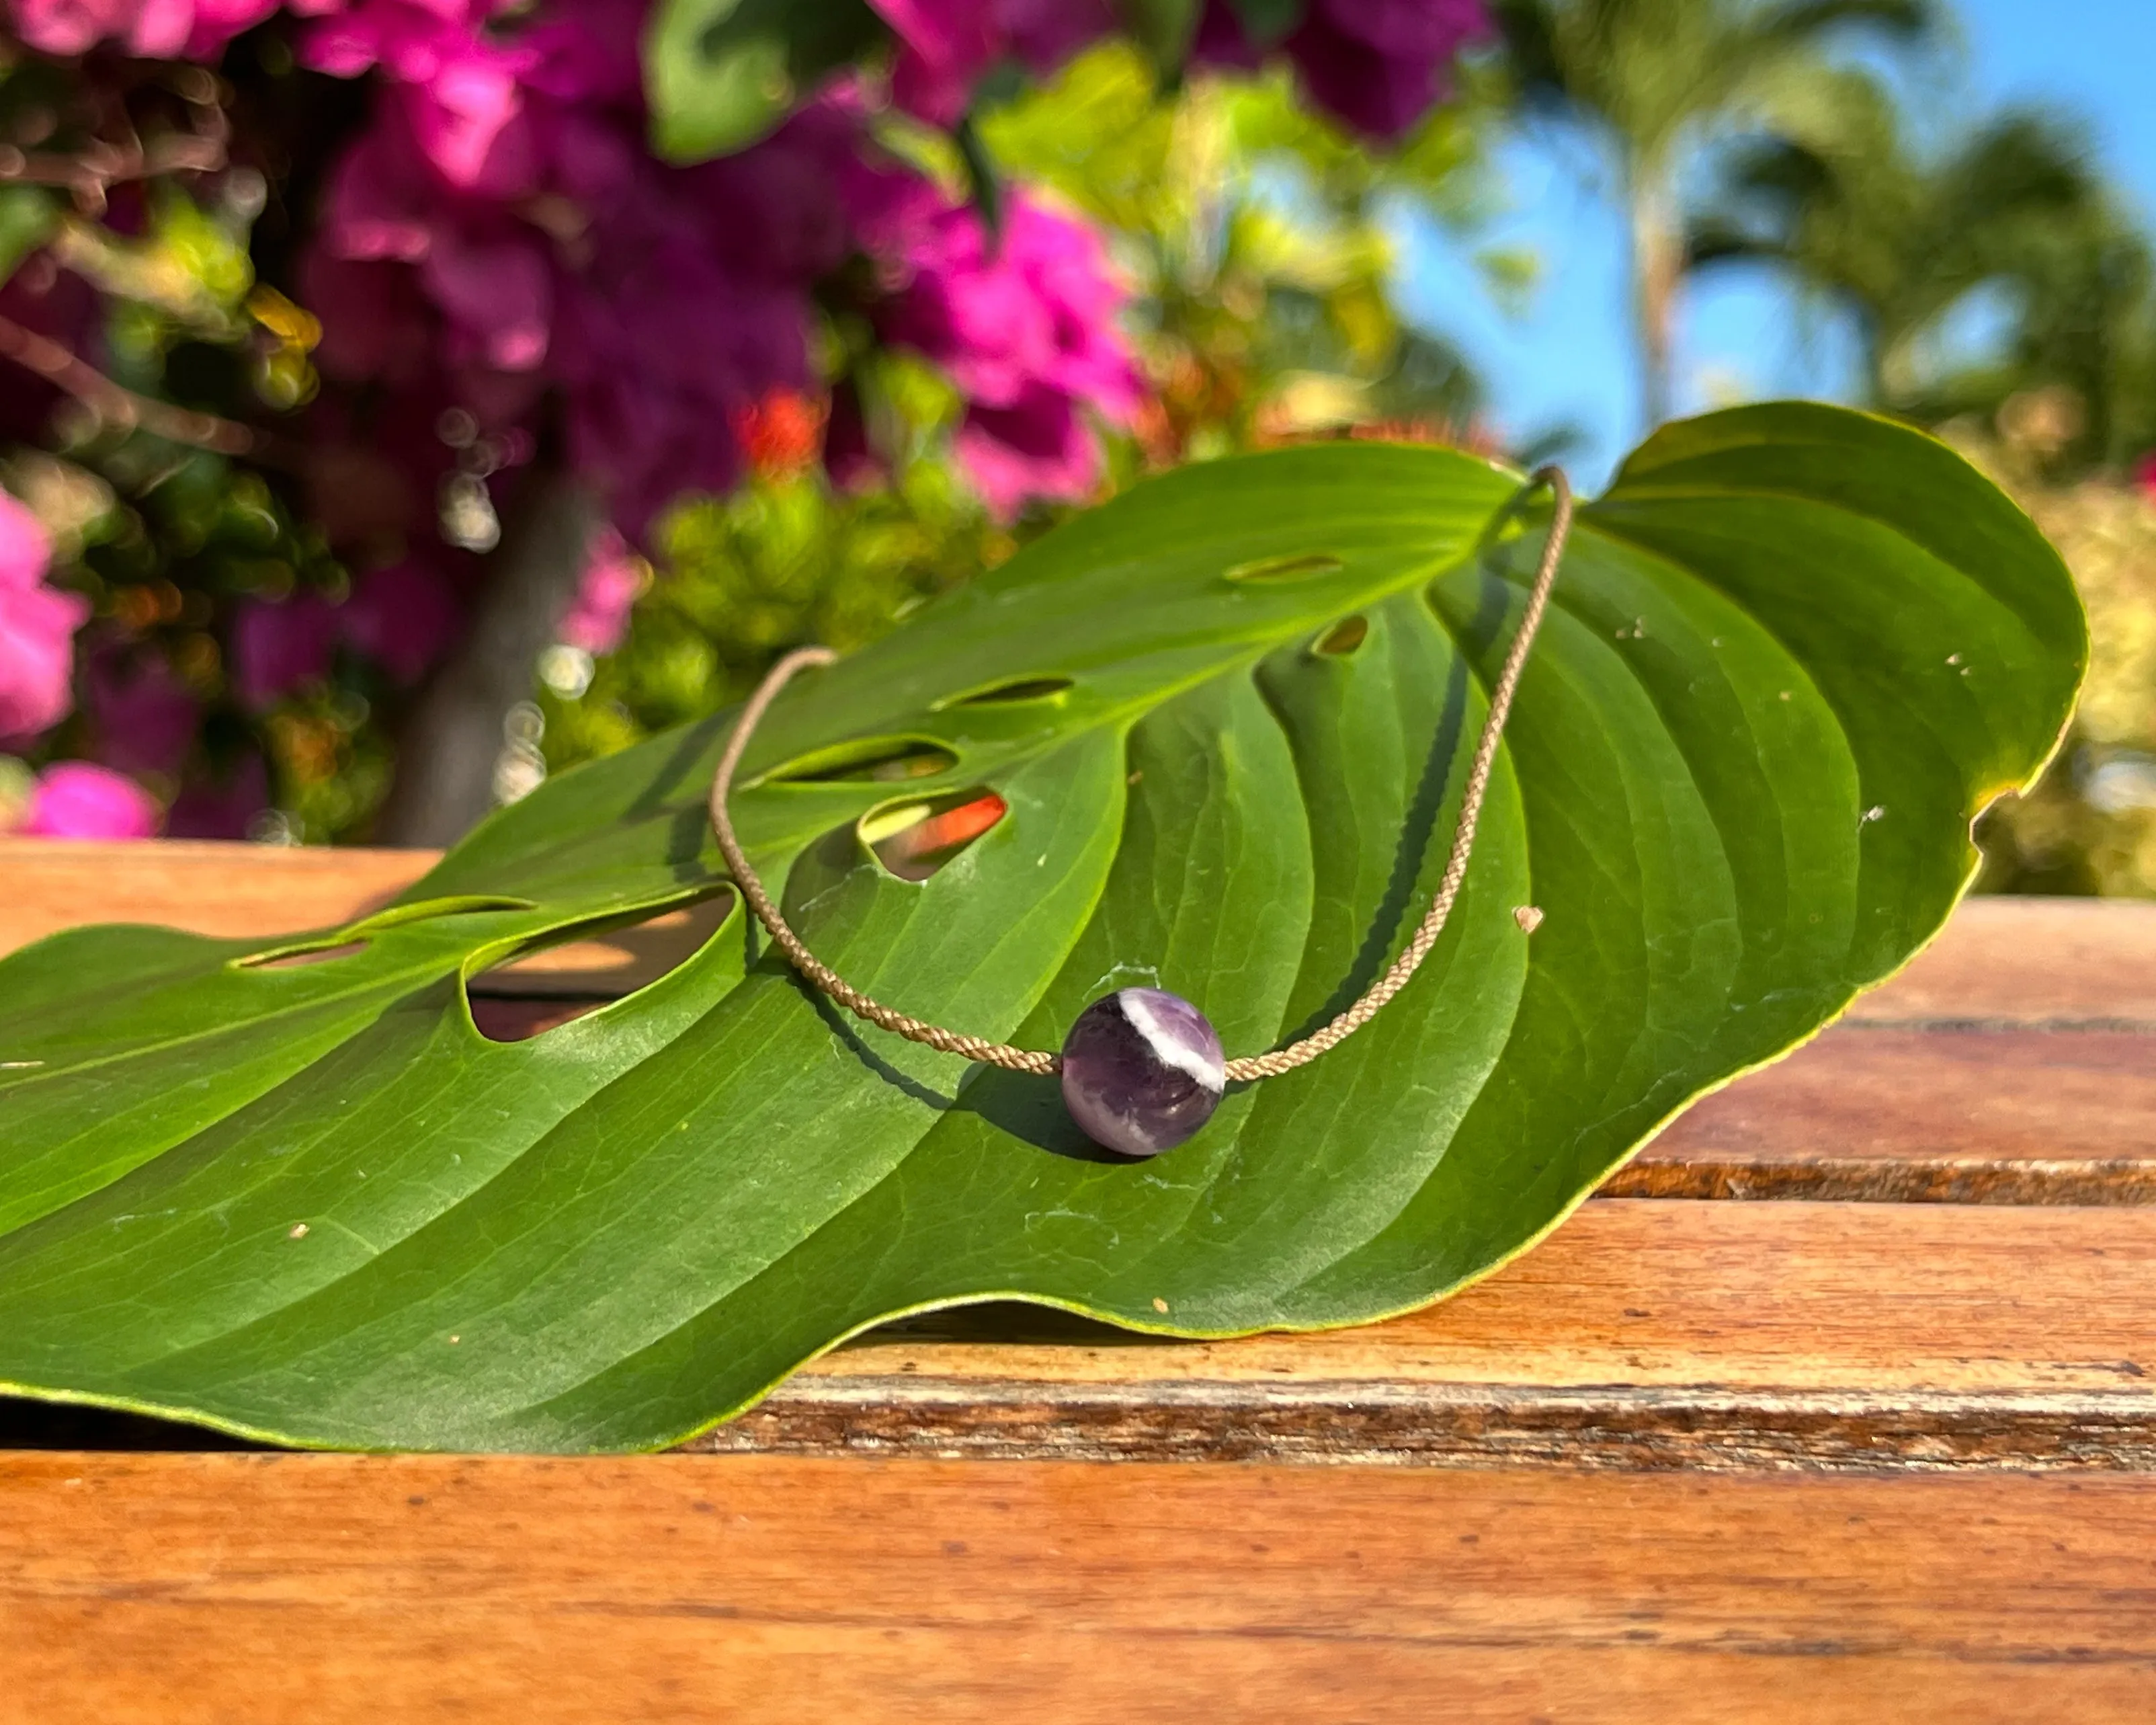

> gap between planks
[694,1198,2156,1471]
[4,1200,2152,1471]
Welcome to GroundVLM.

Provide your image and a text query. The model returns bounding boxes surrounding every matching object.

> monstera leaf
[0,405,2083,1451]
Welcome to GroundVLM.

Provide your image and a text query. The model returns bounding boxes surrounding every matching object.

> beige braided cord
[706,642,1060,1076]
[708,465,1576,1082]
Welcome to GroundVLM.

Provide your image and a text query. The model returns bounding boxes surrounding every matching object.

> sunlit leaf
[0,405,2083,1451]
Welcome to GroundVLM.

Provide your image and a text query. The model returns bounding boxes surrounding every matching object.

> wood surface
[706,1199,2156,1470]
[7,843,2156,1720]
[0,836,720,995]
[6,1451,2155,1723]
[1617,1026,2156,1203]
[0,836,433,953]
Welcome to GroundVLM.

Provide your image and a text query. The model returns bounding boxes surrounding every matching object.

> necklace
[709,466,1575,1157]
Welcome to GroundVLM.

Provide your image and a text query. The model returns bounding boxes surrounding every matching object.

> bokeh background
[1,0,2153,895]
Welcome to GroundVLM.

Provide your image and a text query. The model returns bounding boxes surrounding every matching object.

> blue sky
[1397,0,2156,485]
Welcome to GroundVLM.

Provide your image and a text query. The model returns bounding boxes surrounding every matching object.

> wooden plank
[5,1451,2155,1722]
[1615,1025,2156,1203]
[672,1199,2156,1470]
[0,838,724,995]
[1848,894,2156,1027]
[7,1200,2150,1469]
[470,891,735,997]
[7,1200,2153,1469]
[0,838,433,954]
[9,846,2156,1202]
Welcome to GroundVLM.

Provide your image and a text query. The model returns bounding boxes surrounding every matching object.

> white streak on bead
[1120,989,1226,1093]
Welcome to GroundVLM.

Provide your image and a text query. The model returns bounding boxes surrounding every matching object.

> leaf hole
[239,938,370,970]
[933,675,1075,709]
[1223,551,1345,584]
[1313,614,1369,656]
[864,787,1008,882]
[466,889,736,1043]
[760,735,958,786]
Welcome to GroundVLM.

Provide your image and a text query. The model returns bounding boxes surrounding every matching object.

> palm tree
[1491,0,1940,427]
[1691,83,2156,471]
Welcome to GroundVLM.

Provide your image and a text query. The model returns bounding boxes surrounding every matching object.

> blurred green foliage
[1692,83,2156,480]
[542,360,1020,766]
[1962,411,2156,895]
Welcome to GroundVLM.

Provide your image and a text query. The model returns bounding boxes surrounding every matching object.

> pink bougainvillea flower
[424,229,554,372]
[1195,0,1489,141]
[232,592,341,709]
[954,385,1107,517]
[295,0,1145,534]
[7,0,130,55]
[557,527,644,655]
[313,112,552,380]
[5,0,326,61]
[343,559,463,683]
[303,52,874,543]
[87,649,199,778]
[312,119,437,264]
[304,0,545,193]
[880,193,1143,413]
[0,582,83,741]
[0,491,88,745]
[870,0,1116,126]
[537,102,882,536]
[21,762,160,840]
[874,190,1141,515]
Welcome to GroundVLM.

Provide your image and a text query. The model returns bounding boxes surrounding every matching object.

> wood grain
[1615,1025,2156,1203]
[683,1199,2156,1470]
[0,838,433,955]
[6,1451,2155,1723]
[6,857,2156,1721]
[0,837,728,994]
[8,1199,2153,1468]
[1848,894,2156,1026]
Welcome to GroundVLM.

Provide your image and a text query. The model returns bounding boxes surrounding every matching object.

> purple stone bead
[1059,988,1225,1157]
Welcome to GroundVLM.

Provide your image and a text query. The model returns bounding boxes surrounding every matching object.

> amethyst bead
[1059,988,1226,1157]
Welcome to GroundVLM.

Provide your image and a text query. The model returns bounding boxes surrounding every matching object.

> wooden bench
[5,840,2155,1720]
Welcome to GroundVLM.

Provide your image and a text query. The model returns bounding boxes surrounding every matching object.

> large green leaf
[0,405,2083,1451]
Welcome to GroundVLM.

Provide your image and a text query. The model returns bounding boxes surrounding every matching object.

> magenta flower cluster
[291,0,1174,539]
[1,0,1485,838]
[1,493,156,837]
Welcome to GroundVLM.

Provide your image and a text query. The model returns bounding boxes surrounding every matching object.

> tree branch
[0,135,227,194]
[0,67,230,213]
[0,311,257,456]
